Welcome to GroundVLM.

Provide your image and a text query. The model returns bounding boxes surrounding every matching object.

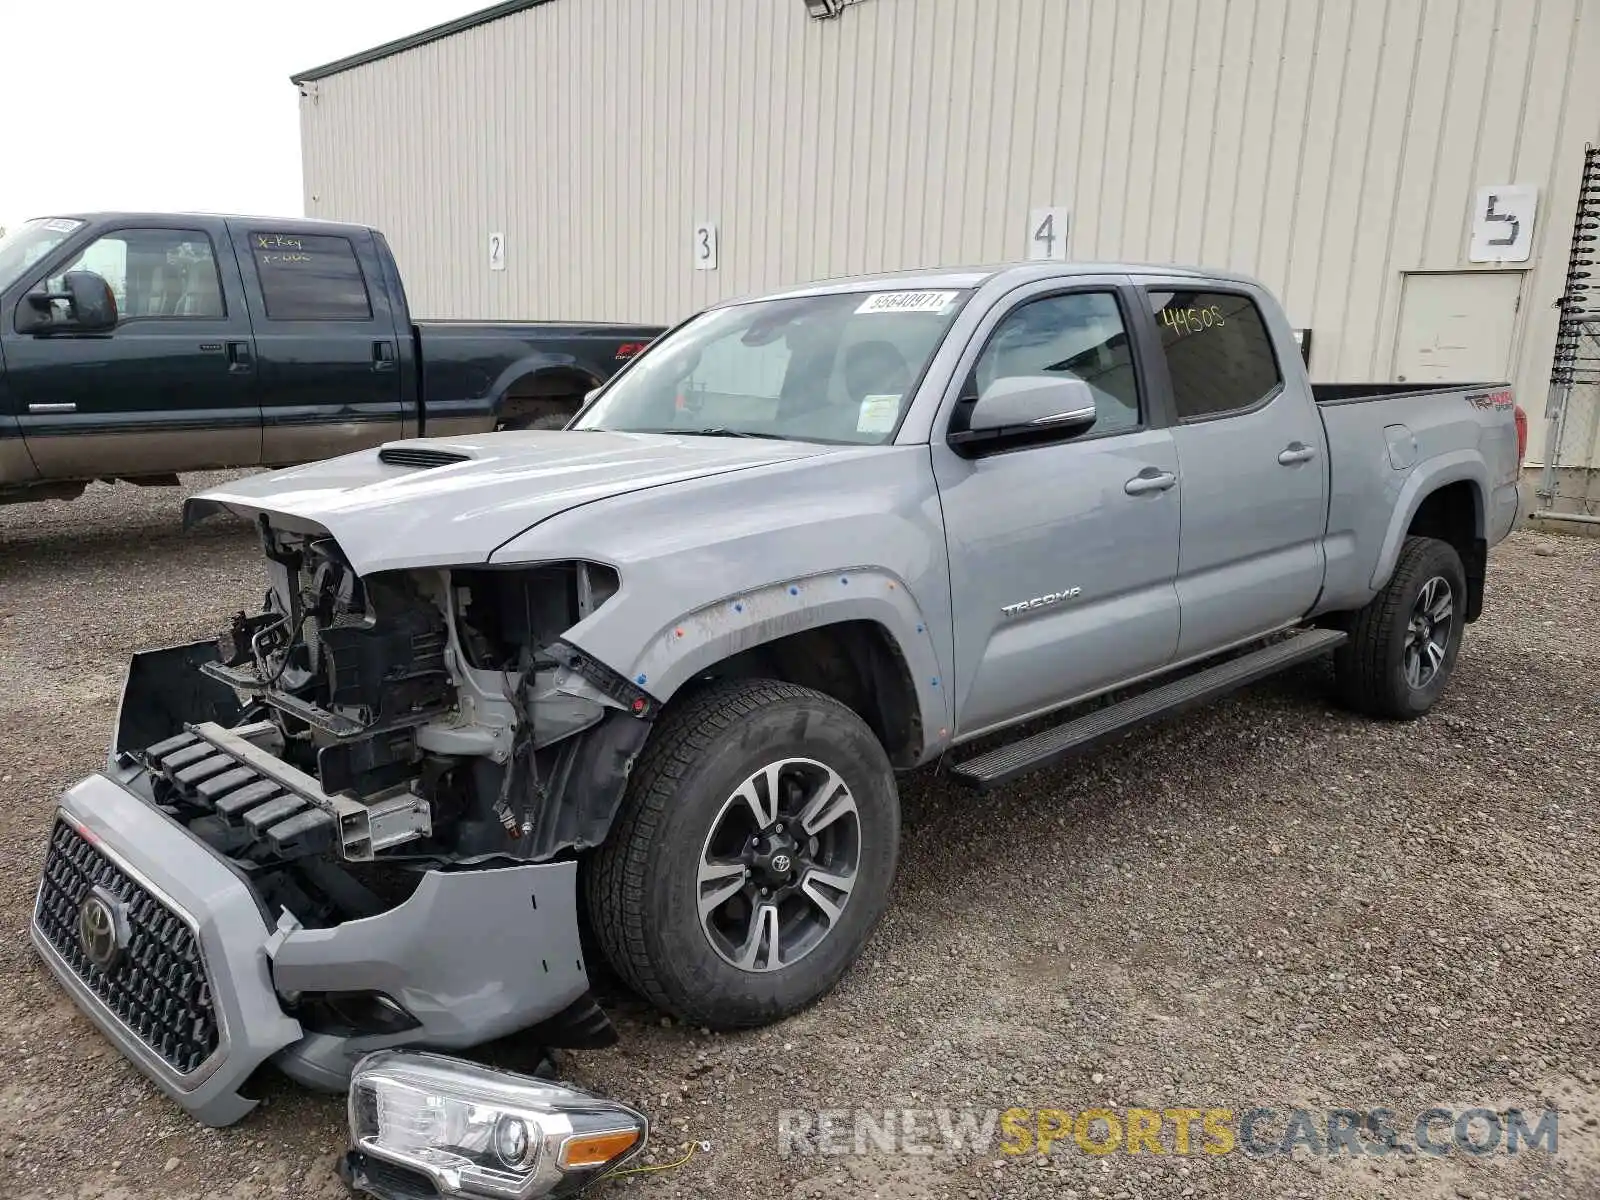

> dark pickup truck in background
[0,214,664,503]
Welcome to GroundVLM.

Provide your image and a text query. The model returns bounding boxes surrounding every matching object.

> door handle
[1278,442,1318,465]
[1124,468,1177,495]
[372,340,397,372]
[226,341,253,374]
[28,402,76,414]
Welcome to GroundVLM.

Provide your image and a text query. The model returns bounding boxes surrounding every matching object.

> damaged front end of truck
[29,503,656,1187]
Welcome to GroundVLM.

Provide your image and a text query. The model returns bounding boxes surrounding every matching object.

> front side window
[0,218,83,293]
[1147,290,1282,420]
[251,232,372,321]
[970,291,1141,435]
[575,288,971,444]
[48,228,223,319]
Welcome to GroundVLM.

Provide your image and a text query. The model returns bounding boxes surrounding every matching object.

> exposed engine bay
[118,519,653,934]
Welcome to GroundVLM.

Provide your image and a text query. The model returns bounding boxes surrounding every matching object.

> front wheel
[584,679,900,1029]
[1333,535,1467,720]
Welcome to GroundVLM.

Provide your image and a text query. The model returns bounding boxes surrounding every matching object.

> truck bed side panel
[1314,387,1520,614]
[416,322,666,436]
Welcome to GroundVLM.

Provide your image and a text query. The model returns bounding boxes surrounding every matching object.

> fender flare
[596,568,954,756]
[486,356,605,422]
[1369,450,1489,591]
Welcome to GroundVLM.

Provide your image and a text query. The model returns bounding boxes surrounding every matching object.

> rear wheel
[496,411,571,431]
[584,679,899,1029]
[495,395,580,431]
[1334,535,1467,719]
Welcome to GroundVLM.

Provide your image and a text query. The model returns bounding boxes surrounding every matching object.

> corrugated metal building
[294,0,1600,470]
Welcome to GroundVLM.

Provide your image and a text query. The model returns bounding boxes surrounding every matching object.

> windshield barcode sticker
[857,395,902,433]
[855,291,958,315]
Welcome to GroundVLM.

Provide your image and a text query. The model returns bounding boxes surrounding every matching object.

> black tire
[1333,535,1467,720]
[584,678,900,1029]
[497,411,570,432]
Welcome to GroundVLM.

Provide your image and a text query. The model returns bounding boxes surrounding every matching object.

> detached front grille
[34,820,219,1075]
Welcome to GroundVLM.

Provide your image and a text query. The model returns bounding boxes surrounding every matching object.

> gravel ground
[1,477,1597,1200]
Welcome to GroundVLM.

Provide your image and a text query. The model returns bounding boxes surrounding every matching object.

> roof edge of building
[290,0,553,84]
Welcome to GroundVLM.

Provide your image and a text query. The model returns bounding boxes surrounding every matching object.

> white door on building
[1392,271,1524,382]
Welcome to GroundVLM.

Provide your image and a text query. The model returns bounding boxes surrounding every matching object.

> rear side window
[1146,290,1282,420]
[251,232,372,321]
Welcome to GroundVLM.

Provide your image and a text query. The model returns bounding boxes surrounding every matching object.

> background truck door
[228,222,405,465]
[932,278,1181,737]
[5,221,260,478]
[1140,283,1328,658]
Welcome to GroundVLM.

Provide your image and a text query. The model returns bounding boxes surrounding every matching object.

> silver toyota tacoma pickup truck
[32,264,1524,1149]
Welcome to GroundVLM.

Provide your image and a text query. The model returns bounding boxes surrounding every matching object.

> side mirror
[949,375,1098,454]
[17,269,118,334]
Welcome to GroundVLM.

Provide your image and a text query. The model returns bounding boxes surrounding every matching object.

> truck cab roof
[46,212,378,236]
[736,260,1269,307]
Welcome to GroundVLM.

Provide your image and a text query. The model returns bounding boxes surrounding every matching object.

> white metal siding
[300,0,1600,462]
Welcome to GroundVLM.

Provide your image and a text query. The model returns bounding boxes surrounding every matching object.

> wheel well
[498,369,597,426]
[692,621,922,767]
[1407,481,1486,622]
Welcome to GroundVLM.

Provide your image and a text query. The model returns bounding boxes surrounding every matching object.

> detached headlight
[346,1051,646,1199]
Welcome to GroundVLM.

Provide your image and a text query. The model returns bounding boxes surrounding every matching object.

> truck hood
[186,431,828,574]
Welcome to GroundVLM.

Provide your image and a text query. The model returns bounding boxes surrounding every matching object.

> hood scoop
[378,445,472,469]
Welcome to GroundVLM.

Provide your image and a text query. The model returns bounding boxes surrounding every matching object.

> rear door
[1137,280,1328,658]
[5,219,260,477]
[228,222,405,465]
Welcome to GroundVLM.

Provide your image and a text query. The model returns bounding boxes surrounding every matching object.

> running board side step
[947,628,1347,791]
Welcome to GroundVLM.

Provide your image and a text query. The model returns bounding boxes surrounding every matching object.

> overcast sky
[2,0,475,234]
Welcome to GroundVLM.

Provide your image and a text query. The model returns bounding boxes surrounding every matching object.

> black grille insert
[34,820,219,1075]
[378,446,470,469]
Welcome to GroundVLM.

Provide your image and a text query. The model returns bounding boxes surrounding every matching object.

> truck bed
[412,318,666,434]
[1312,378,1522,619]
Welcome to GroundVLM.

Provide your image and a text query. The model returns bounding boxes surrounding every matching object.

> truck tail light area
[1513,403,1528,465]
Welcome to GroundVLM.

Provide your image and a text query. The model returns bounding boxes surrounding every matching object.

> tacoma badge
[1001,588,1082,617]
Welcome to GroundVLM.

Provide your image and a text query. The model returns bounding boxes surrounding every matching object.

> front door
[933,281,1182,738]
[230,223,405,465]
[1141,283,1328,658]
[6,223,260,478]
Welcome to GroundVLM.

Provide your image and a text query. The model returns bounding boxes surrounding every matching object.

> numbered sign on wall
[1027,208,1070,261]
[1469,186,1537,263]
[694,222,719,271]
[488,232,506,272]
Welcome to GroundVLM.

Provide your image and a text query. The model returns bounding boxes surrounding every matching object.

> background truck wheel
[497,411,570,431]
[584,678,900,1030]
[1334,535,1467,720]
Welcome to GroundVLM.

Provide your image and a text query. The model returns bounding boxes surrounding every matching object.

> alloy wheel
[696,757,861,972]
[1403,575,1454,689]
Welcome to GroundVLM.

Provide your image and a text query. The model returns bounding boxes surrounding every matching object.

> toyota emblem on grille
[77,890,126,971]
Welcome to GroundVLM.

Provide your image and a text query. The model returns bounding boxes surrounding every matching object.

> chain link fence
[1536,145,1600,523]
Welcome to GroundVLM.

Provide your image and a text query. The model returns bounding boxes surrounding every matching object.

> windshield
[0,218,83,293]
[575,287,972,444]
